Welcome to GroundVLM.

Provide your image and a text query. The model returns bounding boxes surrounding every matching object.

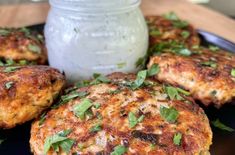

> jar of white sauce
[45,0,148,82]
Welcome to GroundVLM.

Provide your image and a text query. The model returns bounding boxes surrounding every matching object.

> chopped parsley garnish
[73,98,93,120]
[176,87,190,96]
[209,45,219,52]
[75,80,91,89]
[44,129,75,154]
[128,112,144,128]
[173,133,182,145]
[94,103,101,109]
[111,145,127,155]
[5,81,14,90]
[164,12,179,21]
[117,62,126,69]
[178,48,192,56]
[89,124,102,133]
[3,66,21,73]
[77,143,84,150]
[181,30,190,39]
[90,73,111,85]
[165,86,183,100]
[160,106,179,123]
[150,143,156,150]
[20,27,31,36]
[147,64,160,76]
[231,68,235,77]
[164,12,189,28]
[210,90,217,97]
[39,112,47,126]
[108,89,122,95]
[149,27,161,36]
[28,44,41,54]
[131,70,147,89]
[0,29,10,36]
[61,91,88,104]
[212,119,234,132]
[200,61,217,68]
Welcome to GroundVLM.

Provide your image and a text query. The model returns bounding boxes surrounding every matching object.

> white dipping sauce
[45,0,148,82]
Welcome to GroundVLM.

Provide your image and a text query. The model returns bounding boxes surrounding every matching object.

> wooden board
[0,0,235,43]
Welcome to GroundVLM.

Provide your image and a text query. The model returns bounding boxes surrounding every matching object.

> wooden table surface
[0,0,235,43]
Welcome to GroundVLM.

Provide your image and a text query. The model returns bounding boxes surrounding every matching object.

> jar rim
[49,0,141,13]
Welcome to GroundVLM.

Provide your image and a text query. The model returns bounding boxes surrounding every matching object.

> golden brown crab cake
[136,13,200,68]
[0,66,65,129]
[146,13,200,48]
[0,27,47,65]
[30,72,212,155]
[148,46,235,108]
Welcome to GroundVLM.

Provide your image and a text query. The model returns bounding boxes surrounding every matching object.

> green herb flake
[19,60,28,65]
[5,81,14,90]
[0,29,10,36]
[117,62,126,69]
[90,73,111,85]
[43,129,75,154]
[165,86,183,100]
[231,68,235,77]
[3,66,21,73]
[131,70,147,90]
[200,61,217,68]
[39,112,47,126]
[150,143,155,150]
[61,91,88,104]
[94,103,101,109]
[73,98,93,120]
[149,27,161,36]
[164,12,179,21]
[212,119,234,132]
[128,112,144,128]
[111,145,127,155]
[160,106,179,123]
[173,133,182,145]
[108,89,122,95]
[178,48,192,56]
[173,20,189,28]
[176,88,190,96]
[20,27,31,36]
[5,59,15,66]
[181,30,190,39]
[209,45,219,52]
[147,64,160,77]
[28,44,41,54]
[78,143,84,150]
[89,124,102,133]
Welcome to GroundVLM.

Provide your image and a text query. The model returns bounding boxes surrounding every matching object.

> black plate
[0,24,235,155]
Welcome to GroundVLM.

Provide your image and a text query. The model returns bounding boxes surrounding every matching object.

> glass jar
[45,0,148,82]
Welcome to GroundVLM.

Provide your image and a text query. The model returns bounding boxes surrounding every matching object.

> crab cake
[148,46,235,108]
[0,66,65,129]
[30,72,212,155]
[0,27,47,65]
[136,13,200,68]
[146,13,200,48]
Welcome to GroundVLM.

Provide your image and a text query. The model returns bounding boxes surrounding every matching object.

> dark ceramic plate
[0,24,235,155]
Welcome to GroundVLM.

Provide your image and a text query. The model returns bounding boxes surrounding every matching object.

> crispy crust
[30,73,212,155]
[0,66,65,129]
[148,48,235,107]
[146,15,200,48]
[0,28,47,65]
